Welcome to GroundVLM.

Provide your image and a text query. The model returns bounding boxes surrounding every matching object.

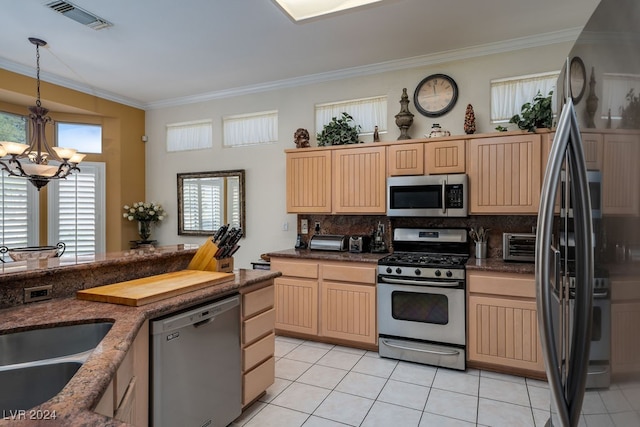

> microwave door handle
[441,179,446,214]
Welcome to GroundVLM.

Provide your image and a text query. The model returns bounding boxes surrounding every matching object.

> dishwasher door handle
[193,318,213,328]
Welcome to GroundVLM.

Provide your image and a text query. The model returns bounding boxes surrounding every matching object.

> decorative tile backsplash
[297,215,538,258]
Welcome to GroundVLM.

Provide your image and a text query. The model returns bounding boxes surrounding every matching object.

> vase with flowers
[123,201,166,243]
[469,226,490,259]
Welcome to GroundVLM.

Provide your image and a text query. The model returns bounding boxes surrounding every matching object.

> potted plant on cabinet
[509,90,553,132]
[317,112,361,146]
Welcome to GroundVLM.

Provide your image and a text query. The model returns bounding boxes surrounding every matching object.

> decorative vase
[138,220,152,242]
[475,241,487,259]
[395,88,414,140]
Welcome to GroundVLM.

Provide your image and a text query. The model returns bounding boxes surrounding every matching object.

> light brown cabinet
[425,139,466,174]
[468,133,542,214]
[610,278,640,376]
[602,133,640,215]
[271,257,377,347]
[467,271,545,375]
[95,320,149,426]
[241,280,276,407]
[387,143,424,176]
[286,150,332,213]
[333,146,386,214]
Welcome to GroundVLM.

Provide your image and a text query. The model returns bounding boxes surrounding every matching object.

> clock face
[414,74,458,117]
[569,57,586,104]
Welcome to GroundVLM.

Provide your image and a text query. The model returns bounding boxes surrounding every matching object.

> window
[182,177,223,232]
[56,122,102,153]
[315,96,387,135]
[601,73,640,119]
[166,120,213,152]
[490,71,559,123]
[223,110,278,147]
[48,162,105,259]
[0,111,27,144]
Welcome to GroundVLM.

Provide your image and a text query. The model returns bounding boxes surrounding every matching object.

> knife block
[187,239,235,273]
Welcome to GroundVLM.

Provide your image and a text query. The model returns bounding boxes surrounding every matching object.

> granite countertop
[0,268,280,427]
[267,248,388,263]
[466,257,536,274]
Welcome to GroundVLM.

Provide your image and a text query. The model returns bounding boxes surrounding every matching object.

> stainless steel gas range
[377,228,469,371]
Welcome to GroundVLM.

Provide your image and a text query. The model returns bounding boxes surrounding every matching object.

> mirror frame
[177,169,246,236]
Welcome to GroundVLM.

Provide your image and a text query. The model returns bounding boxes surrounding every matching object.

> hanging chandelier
[0,37,85,191]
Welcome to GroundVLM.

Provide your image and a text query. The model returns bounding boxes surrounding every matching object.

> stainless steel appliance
[349,235,370,253]
[151,295,241,427]
[503,232,536,262]
[386,174,468,217]
[561,170,602,219]
[536,1,640,424]
[308,234,348,251]
[377,228,468,370]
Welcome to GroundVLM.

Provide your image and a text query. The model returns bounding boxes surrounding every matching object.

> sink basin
[0,321,113,412]
[0,321,113,366]
[0,362,82,411]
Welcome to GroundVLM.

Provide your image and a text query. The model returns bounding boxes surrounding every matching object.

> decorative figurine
[294,128,310,148]
[464,104,476,134]
[394,88,414,140]
[373,125,380,142]
[585,66,598,128]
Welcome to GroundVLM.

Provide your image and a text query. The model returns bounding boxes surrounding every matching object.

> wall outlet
[24,285,52,303]
[282,221,289,231]
[301,219,308,234]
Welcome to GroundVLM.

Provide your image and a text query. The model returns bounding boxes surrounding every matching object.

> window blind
[0,173,38,260]
[315,96,387,135]
[183,177,223,232]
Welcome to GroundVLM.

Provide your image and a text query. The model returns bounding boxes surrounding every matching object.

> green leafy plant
[317,112,361,146]
[509,90,554,132]
[495,125,508,132]
[620,89,640,129]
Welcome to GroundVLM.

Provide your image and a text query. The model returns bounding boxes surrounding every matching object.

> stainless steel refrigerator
[536,0,640,425]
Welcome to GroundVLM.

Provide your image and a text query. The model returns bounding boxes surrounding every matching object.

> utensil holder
[475,241,487,259]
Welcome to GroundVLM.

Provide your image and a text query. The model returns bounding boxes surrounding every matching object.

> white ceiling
[0,0,600,110]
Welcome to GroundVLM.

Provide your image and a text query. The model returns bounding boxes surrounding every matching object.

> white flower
[123,205,130,210]
[149,210,155,216]
[127,215,134,221]
[138,206,144,212]
[158,215,164,221]
[122,213,128,218]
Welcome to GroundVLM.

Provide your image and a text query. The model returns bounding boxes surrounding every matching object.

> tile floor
[231,336,640,427]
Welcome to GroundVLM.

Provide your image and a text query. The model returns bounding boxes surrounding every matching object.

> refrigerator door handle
[536,60,594,426]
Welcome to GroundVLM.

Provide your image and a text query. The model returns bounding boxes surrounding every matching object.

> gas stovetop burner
[380,252,468,268]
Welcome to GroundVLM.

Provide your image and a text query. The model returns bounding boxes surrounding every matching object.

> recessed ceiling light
[273,0,383,22]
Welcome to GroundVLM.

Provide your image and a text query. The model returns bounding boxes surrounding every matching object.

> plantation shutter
[0,172,38,260]
[227,177,241,228]
[183,178,223,232]
[48,163,105,258]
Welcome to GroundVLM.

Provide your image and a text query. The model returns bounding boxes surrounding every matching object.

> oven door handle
[381,339,461,357]
[379,276,462,287]
[441,180,447,214]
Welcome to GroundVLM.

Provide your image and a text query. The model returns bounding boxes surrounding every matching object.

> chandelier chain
[35,43,41,108]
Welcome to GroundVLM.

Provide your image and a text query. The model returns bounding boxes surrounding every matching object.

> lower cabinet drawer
[243,332,275,371]
[243,285,274,318]
[243,356,275,406]
[243,308,275,345]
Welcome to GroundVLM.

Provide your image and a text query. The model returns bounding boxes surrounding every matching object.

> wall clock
[413,73,459,117]
[569,56,586,104]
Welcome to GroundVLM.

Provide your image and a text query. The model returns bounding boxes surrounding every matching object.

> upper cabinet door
[468,134,542,214]
[387,143,424,176]
[602,133,640,216]
[286,150,332,213]
[425,139,466,175]
[333,146,386,214]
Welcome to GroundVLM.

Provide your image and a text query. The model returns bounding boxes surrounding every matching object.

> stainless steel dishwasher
[151,294,241,427]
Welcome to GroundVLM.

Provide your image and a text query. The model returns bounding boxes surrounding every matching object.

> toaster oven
[503,233,536,262]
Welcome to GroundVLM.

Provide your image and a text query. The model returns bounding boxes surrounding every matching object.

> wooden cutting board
[76,270,235,306]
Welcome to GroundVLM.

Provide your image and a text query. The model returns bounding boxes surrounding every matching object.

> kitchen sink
[0,362,82,411]
[0,321,114,411]
[0,321,113,366]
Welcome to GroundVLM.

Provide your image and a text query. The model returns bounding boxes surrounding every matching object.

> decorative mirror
[177,169,245,236]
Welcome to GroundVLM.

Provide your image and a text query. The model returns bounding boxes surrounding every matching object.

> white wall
[145,41,573,268]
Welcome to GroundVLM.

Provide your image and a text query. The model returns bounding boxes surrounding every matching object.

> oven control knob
[435,270,441,277]
[414,269,421,276]
[386,267,392,274]
[395,268,402,274]
[446,270,453,277]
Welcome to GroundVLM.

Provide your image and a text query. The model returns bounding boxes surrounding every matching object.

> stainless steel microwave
[561,170,601,219]
[386,174,468,217]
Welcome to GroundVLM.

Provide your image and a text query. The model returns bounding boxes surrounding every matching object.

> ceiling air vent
[45,1,113,30]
